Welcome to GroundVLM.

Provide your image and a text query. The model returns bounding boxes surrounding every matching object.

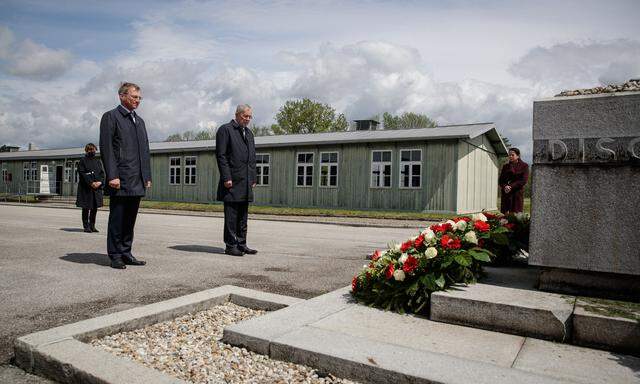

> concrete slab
[269,326,566,384]
[513,338,640,384]
[573,297,640,355]
[431,283,575,341]
[14,286,300,384]
[309,304,525,367]
[222,287,353,355]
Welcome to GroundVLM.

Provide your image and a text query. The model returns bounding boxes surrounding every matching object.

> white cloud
[0,26,74,81]
[509,39,640,90]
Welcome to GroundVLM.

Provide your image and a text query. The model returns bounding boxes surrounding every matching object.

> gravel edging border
[14,285,303,384]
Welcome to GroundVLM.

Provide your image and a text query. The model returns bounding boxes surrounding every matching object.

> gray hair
[235,104,252,114]
[118,82,140,95]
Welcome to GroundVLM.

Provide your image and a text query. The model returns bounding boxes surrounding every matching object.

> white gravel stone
[91,302,358,384]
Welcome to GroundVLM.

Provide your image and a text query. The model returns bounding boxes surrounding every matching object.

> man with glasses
[216,104,258,256]
[99,82,152,269]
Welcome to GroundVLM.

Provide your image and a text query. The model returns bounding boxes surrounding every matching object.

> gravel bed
[555,79,640,96]
[91,302,358,384]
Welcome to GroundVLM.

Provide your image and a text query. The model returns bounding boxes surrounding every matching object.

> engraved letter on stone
[549,139,568,161]
[629,137,640,160]
[596,137,616,160]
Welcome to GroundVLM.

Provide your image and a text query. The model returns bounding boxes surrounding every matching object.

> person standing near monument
[215,104,258,256]
[499,147,529,214]
[99,82,151,269]
[76,143,104,233]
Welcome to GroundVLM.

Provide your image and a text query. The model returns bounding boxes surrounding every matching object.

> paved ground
[0,204,416,379]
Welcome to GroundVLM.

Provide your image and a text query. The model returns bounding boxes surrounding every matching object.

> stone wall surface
[529,92,640,276]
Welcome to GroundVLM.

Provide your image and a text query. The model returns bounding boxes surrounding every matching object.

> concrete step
[430,281,575,342]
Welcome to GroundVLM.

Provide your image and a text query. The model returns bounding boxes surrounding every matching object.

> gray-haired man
[215,105,258,256]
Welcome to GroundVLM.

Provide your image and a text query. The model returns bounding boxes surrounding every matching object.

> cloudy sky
[1,0,639,160]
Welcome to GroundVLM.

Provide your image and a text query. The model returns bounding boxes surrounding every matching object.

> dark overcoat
[215,120,257,202]
[75,155,105,209]
[499,159,529,213]
[99,105,152,197]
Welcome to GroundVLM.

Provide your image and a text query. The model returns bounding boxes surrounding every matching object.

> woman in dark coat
[499,147,529,214]
[76,143,105,232]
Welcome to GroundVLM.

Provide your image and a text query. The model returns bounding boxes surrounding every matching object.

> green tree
[382,112,437,130]
[274,98,348,135]
[164,129,215,142]
[250,124,277,137]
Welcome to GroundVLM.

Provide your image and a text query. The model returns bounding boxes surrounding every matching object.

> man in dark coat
[99,82,152,269]
[216,104,257,256]
[499,147,529,214]
[76,143,105,232]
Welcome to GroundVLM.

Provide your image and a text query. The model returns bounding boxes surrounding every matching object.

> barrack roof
[0,123,507,160]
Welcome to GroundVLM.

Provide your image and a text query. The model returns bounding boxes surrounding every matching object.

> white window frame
[370,150,392,188]
[255,153,271,186]
[30,161,38,181]
[319,151,339,188]
[184,156,197,185]
[73,161,79,183]
[169,157,181,185]
[1,167,7,183]
[64,161,73,183]
[296,152,314,187]
[23,162,30,181]
[399,149,422,189]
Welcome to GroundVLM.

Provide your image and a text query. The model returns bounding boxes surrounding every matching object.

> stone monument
[529,82,640,299]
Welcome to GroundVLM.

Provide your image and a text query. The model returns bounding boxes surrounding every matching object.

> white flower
[445,220,456,227]
[472,213,487,222]
[392,242,401,251]
[499,218,508,225]
[464,231,478,245]
[454,220,467,231]
[425,247,438,259]
[393,269,406,281]
[421,229,436,243]
[399,253,408,264]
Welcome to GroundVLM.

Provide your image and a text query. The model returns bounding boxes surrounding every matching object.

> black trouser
[81,208,97,228]
[223,201,248,249]
[107,196,141,260]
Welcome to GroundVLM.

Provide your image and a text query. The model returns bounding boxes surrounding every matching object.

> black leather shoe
[239,246,258,254]
[83,227,92,233]
[225,247,244,256]
[91,227,99,233]
[110,258,126,269]
[123,255,146,266]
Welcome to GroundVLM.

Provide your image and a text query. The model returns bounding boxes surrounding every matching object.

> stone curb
[572,298,640,355]
[14,285,303,384]
[430,283,575,342]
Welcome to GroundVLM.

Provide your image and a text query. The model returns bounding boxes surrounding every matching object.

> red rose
[371,249,381,261]
[505,223,515,230]
[474,220,491,232]
[351,276,358,292]
[454,216,471,223]
[402,255,419,273]
[484,212,497,220]
[441,235,462,250]
[385,264,395,280]
[414,234,425,249]
[400,240,413,252]
[431,223,453,233]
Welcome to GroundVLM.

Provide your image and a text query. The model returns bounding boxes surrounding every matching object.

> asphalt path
[0,204,416,370]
